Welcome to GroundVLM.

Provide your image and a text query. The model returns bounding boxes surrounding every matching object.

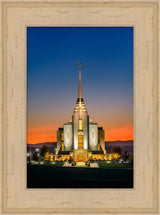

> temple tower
[57,62,105,157]
[73,63,89,150]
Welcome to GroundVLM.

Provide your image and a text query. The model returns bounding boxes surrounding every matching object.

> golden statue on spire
[78,62,81,70]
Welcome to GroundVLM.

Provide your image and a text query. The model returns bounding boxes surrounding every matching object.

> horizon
[27,27,133,144]
[27,139,134,145]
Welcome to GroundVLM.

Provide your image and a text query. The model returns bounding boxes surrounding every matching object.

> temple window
[92,132,94,138]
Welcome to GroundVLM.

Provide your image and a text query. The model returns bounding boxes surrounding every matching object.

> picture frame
[0,0,159,214]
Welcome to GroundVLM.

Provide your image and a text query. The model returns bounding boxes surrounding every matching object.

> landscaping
[98,162,133,168]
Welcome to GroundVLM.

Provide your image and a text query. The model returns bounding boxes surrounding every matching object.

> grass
[33,161,133,168]
[98,162,133,168]
[42,162,64,167]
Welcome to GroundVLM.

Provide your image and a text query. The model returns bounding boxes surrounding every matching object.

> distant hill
[27,140,133,156]
[106,140,133,144]
[105,140,133,156]
[27,142,57,154]
[27,142,57,148]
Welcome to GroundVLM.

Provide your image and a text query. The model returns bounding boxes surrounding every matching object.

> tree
[111,146,122,159]
[129,154,133,166]
[40,145,50,160]
[31,152,39,161]
[123,150,129,162]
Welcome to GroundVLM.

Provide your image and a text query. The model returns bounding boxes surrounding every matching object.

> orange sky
[27,101,133,144]
[27,124,133,144]
[27,99,133,144]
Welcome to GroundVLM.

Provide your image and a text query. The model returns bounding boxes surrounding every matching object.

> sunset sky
[27,27,133,144]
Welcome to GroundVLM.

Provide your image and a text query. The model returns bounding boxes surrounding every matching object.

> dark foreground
[27,164,133,188]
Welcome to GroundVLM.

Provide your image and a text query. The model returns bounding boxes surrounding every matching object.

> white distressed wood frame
[0,0,159,215]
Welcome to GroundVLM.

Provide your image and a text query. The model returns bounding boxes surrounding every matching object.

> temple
[57,63,106,165]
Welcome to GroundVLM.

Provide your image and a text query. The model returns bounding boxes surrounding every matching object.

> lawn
[98,162,133,168]
[27,164,133,188]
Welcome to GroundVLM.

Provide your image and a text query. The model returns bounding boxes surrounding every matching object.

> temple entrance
[73,149,89,164]
[77,155,85,162]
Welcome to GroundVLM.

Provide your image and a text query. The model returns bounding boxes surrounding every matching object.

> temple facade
[57,63,106,163]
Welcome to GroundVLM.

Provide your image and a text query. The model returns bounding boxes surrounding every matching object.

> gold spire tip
[78,62,81,70]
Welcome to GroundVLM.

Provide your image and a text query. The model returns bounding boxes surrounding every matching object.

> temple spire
[78,62,83,99]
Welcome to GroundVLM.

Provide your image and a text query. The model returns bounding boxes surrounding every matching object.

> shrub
[31,152,39,161]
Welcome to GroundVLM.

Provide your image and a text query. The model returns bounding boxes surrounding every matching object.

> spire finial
[78,62,81,70]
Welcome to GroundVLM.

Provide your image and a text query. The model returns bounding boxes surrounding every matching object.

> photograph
[27,27,133,188]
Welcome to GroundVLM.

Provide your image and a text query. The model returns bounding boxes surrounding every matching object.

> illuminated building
[57,63,106,163]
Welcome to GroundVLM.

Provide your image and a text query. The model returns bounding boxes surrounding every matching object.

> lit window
[92,132,94,138]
